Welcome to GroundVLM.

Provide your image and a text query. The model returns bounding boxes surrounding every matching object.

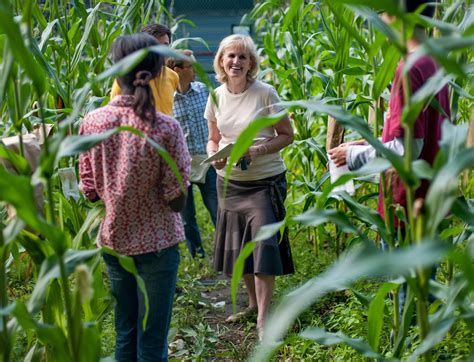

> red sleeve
[160,121,191,202]
[78,119,98,200]
[408,64,426,139]
[383,62,427,141]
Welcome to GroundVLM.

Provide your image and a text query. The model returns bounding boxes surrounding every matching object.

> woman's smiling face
[220,45,251,82]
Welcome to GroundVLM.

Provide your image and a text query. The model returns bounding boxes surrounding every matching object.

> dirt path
[197,274,258,359]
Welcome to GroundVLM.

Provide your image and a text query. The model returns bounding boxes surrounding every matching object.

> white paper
[328,156,355,195]
[200,143,234,165]
[58,167,80,201]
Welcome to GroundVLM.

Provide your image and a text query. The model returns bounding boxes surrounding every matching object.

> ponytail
[112,33,163,123]
[133,70,155,122]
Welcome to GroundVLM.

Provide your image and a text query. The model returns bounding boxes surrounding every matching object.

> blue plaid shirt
[173,81,209,155]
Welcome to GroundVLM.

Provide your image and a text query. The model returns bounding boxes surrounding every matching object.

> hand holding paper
[201,143,234,165]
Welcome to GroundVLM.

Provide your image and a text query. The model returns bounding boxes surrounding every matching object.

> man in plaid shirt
[167,51,217,258]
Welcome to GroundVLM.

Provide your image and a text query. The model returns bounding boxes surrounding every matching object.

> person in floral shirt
[79,33,190,361]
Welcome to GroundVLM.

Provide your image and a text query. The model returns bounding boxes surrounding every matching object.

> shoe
[225,306,257,323]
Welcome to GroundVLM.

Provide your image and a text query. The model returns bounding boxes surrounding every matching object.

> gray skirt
[214,172,294,276]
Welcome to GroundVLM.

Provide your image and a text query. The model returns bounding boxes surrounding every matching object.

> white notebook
[200,143,234,165]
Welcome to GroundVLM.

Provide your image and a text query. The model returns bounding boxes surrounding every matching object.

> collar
[176,82,202,97]
[109,95,135,107]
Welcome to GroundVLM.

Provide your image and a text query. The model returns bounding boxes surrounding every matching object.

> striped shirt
[173,81,209,155]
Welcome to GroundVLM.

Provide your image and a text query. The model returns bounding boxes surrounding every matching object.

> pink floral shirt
[79,95,190,255]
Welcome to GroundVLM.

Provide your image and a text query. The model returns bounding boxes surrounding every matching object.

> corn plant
[224,0,474,360]
[0,0,199,360]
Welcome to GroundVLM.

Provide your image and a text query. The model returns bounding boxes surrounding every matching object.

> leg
[242,274,258,309]
[254,274,275,330]
[102,253,138,362]
[180,184,203,257]
[198,167,218,226]
[136,246,180,362]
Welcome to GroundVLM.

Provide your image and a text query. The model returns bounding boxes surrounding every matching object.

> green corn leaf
[16,230,51,266]
[393,283,416,357]
[294,208,358,234]
[280,100,412,184]
[373,45,399,98]
[230,242,256,315]
[72,206,104,249]
[300,327,381,358]
[425,135,474,236]
[39,19,58,51]
[326,2,370,52]
[0,165,65,251]
[30,38,68,104]
[451,197,474,227]
[56,128,118,160]
[10,301,72,359]
[101,247,149,330]
[330,0,403,16]
[2,218,25,245]
[28,249,99,314]
[338,192,389,242]
[57,125,186,192]
[77,322,101,362]
[0,37,14,105]
[367,282,397,351]
[253,221,286,243]
[282,0,303,33]
[172,37,210,50]
[224,111,287,187]
[251,241,448,360]
[0,1,47,94]
[0,142,32,175]
[94,45,191,84]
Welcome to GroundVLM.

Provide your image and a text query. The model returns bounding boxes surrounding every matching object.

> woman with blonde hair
[204,34,294,339]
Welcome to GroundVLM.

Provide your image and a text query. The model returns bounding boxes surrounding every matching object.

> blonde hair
[213,34,259,84]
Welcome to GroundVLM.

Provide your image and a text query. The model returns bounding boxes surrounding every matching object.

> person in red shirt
[79,33,190,361]
[329,0,450,230]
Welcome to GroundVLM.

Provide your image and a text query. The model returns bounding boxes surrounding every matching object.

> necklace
[227,81,250,94]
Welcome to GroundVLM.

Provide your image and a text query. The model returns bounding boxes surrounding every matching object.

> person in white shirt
[204,34,294,340]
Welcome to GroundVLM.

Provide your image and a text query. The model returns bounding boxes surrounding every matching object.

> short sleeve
[204,94,216,122]
[266,85,285,114]
[110,79,121,99]
[160,121,191,202]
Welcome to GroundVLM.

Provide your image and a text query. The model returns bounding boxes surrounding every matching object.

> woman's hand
[243,143,268,165]
[211,157,227,170]
[327,144,349,167]
[168,192,187,212]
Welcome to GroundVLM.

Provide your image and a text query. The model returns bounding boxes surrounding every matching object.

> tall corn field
[0,0,473,361]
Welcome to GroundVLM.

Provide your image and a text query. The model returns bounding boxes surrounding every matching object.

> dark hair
[140,23,171,42]
[166,58,185,69]
[166,49,194,69]
[112,33,163,122]
[403,0,436,18]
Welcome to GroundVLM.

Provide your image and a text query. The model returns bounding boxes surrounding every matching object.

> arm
[168,193,186,212]
[207,114,227,170]
[78,152,99,201]
[161,122,191,211]
[328,137,424,170]
[245,115,294,163]
[78,122,99,201]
